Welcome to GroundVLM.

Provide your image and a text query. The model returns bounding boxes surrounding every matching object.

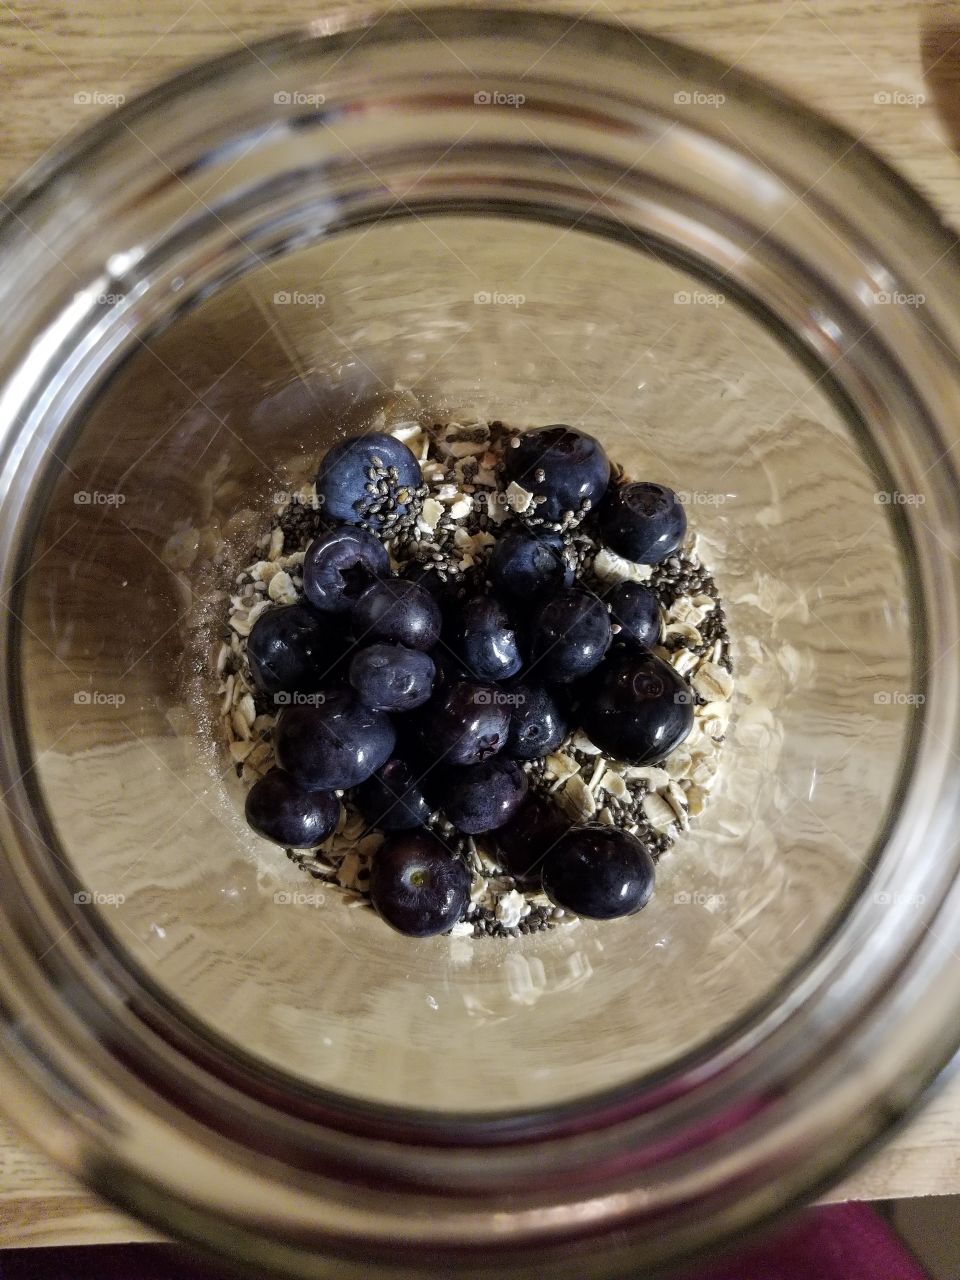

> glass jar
[1,8,960,1277]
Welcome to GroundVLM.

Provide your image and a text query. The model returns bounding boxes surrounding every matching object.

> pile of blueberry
[243,425,696,938]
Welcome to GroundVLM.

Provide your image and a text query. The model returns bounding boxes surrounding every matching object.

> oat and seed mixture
[217,419,733,937]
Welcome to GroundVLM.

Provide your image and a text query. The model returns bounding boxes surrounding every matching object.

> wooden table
[3,0,960,1249]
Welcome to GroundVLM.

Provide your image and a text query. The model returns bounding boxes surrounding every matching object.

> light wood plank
[2,0,960,1247]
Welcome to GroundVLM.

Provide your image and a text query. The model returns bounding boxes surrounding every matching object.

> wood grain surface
[3,0,960,1250]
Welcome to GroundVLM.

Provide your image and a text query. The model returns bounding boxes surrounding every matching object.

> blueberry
[599,482,686,564]
[541,826,655,919]
[455,595,522,681]
[303,526,389,614]
[544,676,585,725]
[432,757,528,834]
[504,682,567,759]
[418,680,510,766]
[608,581,662,650]
[403,562,449,605]
[405,561,479,608]
[369,831,470,936]
[431,649,473,693]
[274,689,396,788]
[246,603,335,696]
[315,432,422,529]
[244,768,340,848]
[355,757,432,830]
[580,650,694,765]
[353,578,441,651]
[527,588,612,683]
[502,426,610,523]
[495,793,569,883]
[348,642,435,712]
[488,527,574,598]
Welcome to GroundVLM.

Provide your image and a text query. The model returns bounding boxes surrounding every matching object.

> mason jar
[0,9,959,1277]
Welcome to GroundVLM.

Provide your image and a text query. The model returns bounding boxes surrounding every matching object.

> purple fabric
[681,1204,931,1280]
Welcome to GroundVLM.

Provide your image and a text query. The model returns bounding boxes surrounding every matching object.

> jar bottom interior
[17,216,911,1112]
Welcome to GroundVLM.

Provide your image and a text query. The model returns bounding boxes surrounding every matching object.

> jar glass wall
[0,10,960,1277]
